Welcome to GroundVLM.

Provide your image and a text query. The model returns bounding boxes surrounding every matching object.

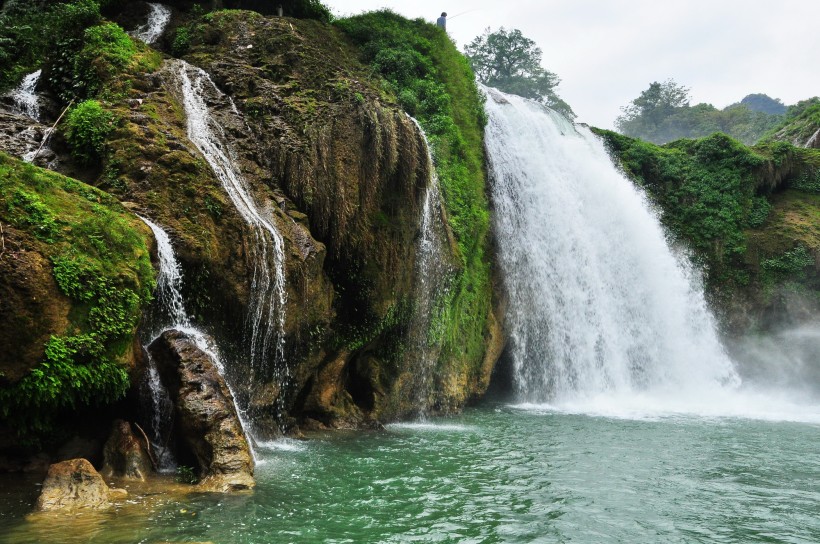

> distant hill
[738,93,787,115]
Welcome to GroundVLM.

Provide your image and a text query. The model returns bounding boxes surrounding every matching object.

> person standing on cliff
[437,12,447,31]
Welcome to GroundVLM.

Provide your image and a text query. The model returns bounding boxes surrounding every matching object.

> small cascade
[139,216,260,464]
[483,87,739,406]
[9,70,41,121]
[142,351,176,470]
[168,59,289,423]
[407,116,452,418]
[131,3,171,45]
[806,128,819,149]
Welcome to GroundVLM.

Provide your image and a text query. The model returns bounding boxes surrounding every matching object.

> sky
[324,0,820,129]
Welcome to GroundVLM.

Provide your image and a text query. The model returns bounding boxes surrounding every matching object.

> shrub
[64,100,115,165]
[72,22,137,97]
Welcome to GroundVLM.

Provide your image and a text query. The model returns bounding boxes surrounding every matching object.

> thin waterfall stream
[407,116,452,418]
[139,216,260,465]
[169,59,289,425]
[483,86,741,410]
[8,70,41,121]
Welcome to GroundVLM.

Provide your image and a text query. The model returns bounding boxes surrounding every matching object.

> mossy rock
[0,152,154,444]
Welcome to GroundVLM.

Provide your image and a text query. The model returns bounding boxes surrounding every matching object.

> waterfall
[407,116,452,417]
[483,87,740,407]
[806,128,819,149]
[170,59,289,418]
[139,216,260,464]
[9,70,41,121]
[131,3,171,45]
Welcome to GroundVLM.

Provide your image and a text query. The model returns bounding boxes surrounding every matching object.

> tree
[464,27,574,119]
[616,79,691,141]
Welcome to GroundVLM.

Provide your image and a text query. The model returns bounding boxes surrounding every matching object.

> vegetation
[761,97,820,146]
[464,27,574,118]
[221,0,332,21]
[64,99,117,165]
[595,129,820,315]
[616,80,784,145]
[0,153,154,442]
[337,10,493,390]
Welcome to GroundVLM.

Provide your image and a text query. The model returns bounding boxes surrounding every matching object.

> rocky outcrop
[36,458,117,511]
[148,330,254,492]
[100,420,154,481]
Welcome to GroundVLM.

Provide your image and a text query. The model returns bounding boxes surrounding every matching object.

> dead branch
[30,98,74,162]
[133,421,159,471]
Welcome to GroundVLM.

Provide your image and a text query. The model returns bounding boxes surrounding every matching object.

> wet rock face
[148,330,254,492]
[36,458,112,511]
[100,420,154,481]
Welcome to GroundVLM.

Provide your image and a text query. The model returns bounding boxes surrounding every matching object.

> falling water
[139,216,260,464]
[483,87,740,408]
[8,70,41,121]
[407,116,452,417]
[806,128,819,149]
[131,3,171,45]
[170,59,289,418]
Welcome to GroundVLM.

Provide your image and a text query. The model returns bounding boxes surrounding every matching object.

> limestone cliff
[0,3,501,454]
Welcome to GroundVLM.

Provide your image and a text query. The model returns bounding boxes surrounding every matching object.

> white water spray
[9,70,41,121]
[484,87,740,408]
[171,60,288,392]
[139,216,261,463]
[131,3,171,45]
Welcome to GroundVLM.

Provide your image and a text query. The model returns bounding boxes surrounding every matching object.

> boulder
[100,420,154,481]
[148,330,254,492]
[36,459,112,511]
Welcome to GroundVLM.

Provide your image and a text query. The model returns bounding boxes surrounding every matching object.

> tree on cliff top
[464,27,574,119]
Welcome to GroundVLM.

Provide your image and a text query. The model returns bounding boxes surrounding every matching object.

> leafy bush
[762,246,815,281]
[64,100,115,165]
[72,22,137,97]
[171,25,191,57]
[746,196,772,228]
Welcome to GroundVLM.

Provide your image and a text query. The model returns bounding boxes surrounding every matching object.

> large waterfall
[171,60,288,396]
[484,88,741,410]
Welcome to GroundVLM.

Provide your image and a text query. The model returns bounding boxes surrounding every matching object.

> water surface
[2,406,818,543]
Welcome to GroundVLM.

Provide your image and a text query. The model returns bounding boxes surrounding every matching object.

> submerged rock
[100,420,154,481]
[36,459,112,511]
[148,330,254,492]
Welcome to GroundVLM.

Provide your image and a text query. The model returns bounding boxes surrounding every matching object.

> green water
[2,405,818,543]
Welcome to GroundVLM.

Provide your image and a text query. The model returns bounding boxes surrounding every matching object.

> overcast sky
[325,0,820,129]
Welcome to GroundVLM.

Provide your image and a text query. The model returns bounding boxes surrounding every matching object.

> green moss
[0,153,154,441]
